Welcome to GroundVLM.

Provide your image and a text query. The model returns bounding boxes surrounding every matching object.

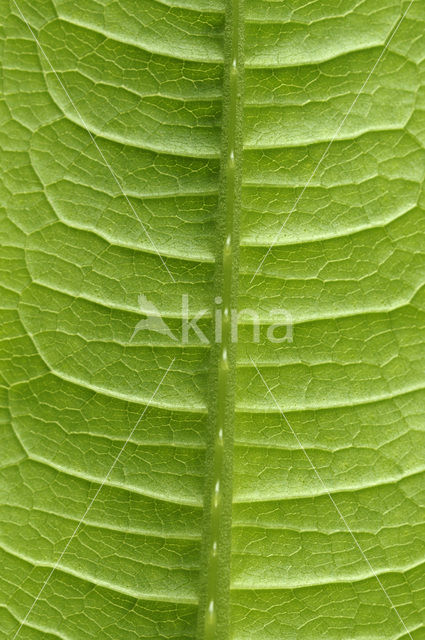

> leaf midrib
[197,1,244,639]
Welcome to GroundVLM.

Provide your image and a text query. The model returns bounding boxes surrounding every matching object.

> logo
[130,295,177,342]
[130,294,293,344]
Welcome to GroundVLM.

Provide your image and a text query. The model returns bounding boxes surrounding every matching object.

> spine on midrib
[197,1,244,639]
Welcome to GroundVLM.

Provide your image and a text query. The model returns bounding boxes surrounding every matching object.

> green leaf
[1,1,425,639]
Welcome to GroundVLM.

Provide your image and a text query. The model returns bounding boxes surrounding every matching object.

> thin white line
[249,0,415,283]
[249,356,414,640]
[12,358,175,639]
[11,0,176,283]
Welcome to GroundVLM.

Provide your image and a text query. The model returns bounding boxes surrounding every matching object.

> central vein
[198,1,244,639]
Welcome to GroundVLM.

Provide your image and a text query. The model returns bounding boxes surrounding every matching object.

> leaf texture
[0,1,425,639]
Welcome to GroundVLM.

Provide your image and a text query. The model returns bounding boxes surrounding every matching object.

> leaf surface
[0,1,425,639]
